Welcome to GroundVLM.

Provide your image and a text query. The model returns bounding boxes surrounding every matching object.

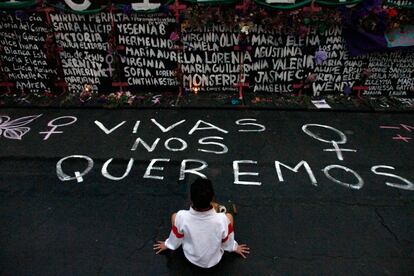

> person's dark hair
[190,178,215,210]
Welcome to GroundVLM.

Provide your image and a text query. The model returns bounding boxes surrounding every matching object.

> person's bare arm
[234,244,250,258]
[154,213,183,254]
[153,241,168,254]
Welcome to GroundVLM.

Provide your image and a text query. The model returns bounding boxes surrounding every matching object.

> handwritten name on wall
[251,26,414,96]
[50,12,113,93]
[181,25,246,92]
[0,13,57,92]
[116,13,178,87]
[1,11,414,96]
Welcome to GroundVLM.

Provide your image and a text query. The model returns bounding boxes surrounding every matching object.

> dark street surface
[0,108,413,275]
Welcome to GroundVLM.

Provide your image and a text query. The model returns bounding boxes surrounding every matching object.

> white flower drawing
[0,114,42,140]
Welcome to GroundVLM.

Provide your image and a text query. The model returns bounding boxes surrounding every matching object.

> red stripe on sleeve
[172,225,184,238]
[222,223,234,243]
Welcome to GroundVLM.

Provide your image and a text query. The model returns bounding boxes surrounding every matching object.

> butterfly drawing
[0,114,42,140]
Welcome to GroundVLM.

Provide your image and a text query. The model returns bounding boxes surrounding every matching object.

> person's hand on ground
[235,244,250,258]
[153,241,168,254]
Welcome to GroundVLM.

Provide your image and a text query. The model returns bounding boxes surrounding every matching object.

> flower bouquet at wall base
[105,91,136,108]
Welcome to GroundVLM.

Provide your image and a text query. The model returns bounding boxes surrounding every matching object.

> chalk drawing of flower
[0,114,42,140]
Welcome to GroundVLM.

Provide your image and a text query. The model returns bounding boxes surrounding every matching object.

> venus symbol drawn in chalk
[0,114,42,140]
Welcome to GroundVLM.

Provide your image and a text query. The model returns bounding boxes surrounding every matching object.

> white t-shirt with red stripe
[165,207,238,268]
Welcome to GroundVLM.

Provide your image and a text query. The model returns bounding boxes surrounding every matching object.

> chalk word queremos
[56,156,414,191]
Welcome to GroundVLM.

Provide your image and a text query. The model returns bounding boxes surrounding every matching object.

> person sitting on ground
[153,177,250,268]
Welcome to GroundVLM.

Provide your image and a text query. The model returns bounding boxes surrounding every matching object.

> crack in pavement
[126,221,164,260]
[375,208,400,245]
[96,253,107,276]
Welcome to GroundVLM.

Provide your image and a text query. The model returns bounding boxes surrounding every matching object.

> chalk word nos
[94,118,265,154]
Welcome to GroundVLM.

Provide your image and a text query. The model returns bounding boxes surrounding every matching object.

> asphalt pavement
[0,108,413,275]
